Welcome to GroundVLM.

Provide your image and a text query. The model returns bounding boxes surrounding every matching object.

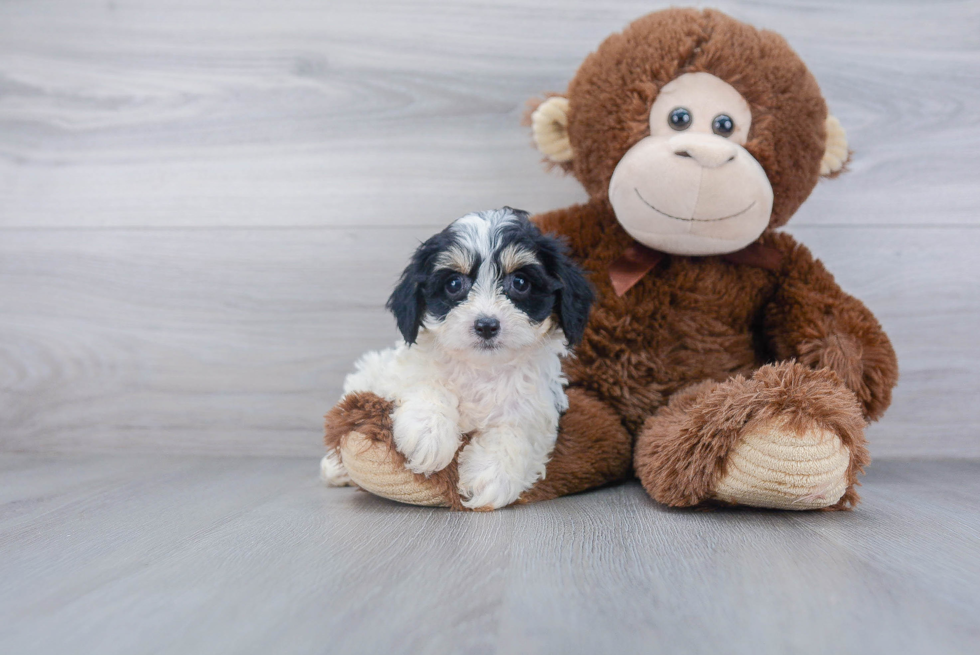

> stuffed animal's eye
[668,107,692,131]
[712,114,735,137]
[509,274,531,297]
[444,274,468,298]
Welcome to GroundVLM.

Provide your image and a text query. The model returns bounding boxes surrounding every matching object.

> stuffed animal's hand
[763,235,898,422]
[391,389,462,475]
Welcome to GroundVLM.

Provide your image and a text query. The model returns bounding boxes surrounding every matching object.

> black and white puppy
[321,207,593,510]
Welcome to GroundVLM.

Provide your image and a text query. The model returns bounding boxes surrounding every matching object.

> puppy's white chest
[454,381,526,434]
[445,359,563,435]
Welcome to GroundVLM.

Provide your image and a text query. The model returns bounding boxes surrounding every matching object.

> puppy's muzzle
[473,316,500,340]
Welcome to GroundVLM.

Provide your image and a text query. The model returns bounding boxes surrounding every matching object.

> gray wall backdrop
[1,0,977,458]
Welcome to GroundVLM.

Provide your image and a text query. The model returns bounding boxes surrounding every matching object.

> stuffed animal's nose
[670,134,737,168]
[474,316,500,340]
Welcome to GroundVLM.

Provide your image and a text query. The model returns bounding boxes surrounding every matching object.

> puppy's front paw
[391,399,461,475]
[458,459,522,511]
[320,451,352,487]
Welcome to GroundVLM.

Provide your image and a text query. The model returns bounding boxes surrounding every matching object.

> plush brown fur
[535,202,898,432]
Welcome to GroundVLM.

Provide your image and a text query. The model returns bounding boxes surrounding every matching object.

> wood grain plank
[1,454,978,655]
[0,227,413,456]
[496,479,980,655]
[0,225,977,458]
[0,0,977,228]
[789,460,980,617]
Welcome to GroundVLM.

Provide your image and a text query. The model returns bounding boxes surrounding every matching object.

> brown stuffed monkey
[325,8,898,511]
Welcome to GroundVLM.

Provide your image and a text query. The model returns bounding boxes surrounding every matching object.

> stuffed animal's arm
[762,237,898,421]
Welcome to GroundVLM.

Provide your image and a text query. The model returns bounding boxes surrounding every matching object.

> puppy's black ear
[386,267,425,344]
[386,245,431,345]
[534,231,594,346]
[553,251,594,346]
[386,228,454,344]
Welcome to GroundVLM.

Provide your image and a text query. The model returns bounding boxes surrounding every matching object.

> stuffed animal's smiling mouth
[634,188,756,222]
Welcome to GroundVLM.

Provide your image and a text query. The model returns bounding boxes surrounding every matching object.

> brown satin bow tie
[608,240,784,297]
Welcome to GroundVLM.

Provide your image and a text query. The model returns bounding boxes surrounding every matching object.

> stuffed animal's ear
[820,115,850,177]
[386,256,427,345]
[531,96,574,164]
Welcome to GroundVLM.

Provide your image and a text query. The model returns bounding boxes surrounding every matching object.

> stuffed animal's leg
[633,361,869,510]
[517,387,633,504]
[324,391,465,509]
[323,388,632,509]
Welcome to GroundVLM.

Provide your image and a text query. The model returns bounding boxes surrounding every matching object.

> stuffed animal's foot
[319,450,352,487]
[324,392,462,508]
[634,361,869,510]
[712,417,850,509]
[342,432,455,507]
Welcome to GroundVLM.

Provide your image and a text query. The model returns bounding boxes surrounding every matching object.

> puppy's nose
[474,316,500,340]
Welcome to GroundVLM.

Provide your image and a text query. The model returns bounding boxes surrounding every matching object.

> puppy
[321,207,593,510]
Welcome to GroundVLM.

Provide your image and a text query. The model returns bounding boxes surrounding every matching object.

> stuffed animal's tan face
[528,8,851,252]
[607,73,773,255]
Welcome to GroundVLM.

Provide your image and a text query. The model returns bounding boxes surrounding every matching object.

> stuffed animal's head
[529,8,849,256]
[386,208,594,357]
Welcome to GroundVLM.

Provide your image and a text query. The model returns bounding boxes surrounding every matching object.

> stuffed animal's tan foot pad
[712,418,850,510]
[339,431,451,507]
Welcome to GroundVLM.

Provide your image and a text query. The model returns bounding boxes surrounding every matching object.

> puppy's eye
[444,274,468,299]
[712,114,735,137]
[509,274,531,297]
[668,107,692,131]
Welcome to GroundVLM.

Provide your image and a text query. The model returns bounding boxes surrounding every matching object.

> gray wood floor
[1,454,978,655]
